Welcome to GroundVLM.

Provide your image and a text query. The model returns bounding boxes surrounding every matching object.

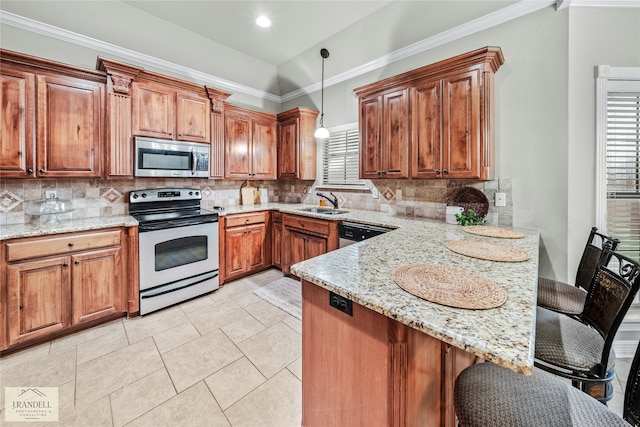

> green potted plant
[455,209,485,226]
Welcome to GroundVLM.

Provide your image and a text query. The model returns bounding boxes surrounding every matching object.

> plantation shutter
[322,128,366,187]
[606,89,640,260]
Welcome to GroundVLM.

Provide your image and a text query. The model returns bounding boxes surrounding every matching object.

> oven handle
[141,271,219,299]
[191,149,197,175]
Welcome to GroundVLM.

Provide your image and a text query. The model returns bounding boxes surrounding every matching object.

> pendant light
[314,48,330,139]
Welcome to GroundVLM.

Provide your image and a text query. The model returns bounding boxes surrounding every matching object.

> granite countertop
[1,202,539,377]
[1,215,139,240]
[289,211,539,376]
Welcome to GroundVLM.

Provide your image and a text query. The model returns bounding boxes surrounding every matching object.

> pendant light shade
[314,48,330,139]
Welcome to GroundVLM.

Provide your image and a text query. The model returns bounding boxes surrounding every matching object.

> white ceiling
[122,1,395,66]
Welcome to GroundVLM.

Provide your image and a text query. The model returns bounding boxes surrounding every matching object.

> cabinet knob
[68,242,74,247]
[443,169,448,175]
[382,170,387,175]
[63,263,69,267]
[39,168,46,174]
[435,169,441,175]
[19,305,23,310]
[26,168,33,174]
[75,261,80,265]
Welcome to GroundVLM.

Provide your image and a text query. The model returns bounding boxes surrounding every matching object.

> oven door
[138,222,219,291]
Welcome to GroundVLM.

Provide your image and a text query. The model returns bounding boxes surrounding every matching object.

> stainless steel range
[129,188,219,315]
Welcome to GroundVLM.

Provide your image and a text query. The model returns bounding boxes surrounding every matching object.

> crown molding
[0,10,281,103]
[281,0,556,102]
[4,0,634,105]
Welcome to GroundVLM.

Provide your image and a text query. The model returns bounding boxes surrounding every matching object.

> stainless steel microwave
[134,137,210,178]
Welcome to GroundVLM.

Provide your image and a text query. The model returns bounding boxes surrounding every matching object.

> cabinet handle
[63,263,69,267]
[27,168,33,175]
[19,305,23,310]
[376,170,381,175]
[39,168,46,174]
[75,261,80,265]
[435,169,441,175]
[68,242,74,247]
[443,169,448,175]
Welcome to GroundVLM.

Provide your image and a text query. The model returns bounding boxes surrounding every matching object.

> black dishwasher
[339,221,393,248]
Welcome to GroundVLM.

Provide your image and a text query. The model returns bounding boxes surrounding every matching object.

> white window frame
[595,65,640,233]
[313,122,377,195]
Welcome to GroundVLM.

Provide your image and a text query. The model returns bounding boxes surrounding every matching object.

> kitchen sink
[298,207,349,215]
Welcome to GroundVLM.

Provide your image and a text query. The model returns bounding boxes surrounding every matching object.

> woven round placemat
[445,240,530,262]
[461,226,525,239]
[393,263,507,309]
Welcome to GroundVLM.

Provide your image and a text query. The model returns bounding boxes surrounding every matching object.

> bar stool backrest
[582,249,640,378]
[575,227,620,292]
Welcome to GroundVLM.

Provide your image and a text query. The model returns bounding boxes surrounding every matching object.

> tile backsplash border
[0,178,513,227]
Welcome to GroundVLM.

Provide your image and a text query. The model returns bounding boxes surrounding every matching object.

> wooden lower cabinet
[223,212,271,282]
[302,280,478,427]
[282,214,339,275]
[2,229,128,351]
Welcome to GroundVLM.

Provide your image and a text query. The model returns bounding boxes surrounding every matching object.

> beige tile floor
[0,268,629,426]
[0,269,301,427]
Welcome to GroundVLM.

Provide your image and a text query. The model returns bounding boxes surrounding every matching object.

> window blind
[606,90,640,260]
[322,128,366,187]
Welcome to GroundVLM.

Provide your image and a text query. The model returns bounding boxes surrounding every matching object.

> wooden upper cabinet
[37,74,103,178]
[1,50,105,179]
[132,81,175,139]
[355,46,504,181]
[0,68,36,178]
[176,92,210,142]
[132,82,211,143]
[359,88,410,179]
[277,108,319,179]
[224,105,277,180]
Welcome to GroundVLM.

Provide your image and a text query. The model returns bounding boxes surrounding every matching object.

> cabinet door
[225,227,248,277]
[176,92,210,143]
[71,247,123,325]
[273,220,282,268]
[6,256,71,347]
[304,233,328,261]
[277,117,298,179]
[1,69,36,178]
[245,223,267,271]
[382,89,410,178]
[412,79,443,178]
[442,70,480,179]
[287,230,307,274]
[359,95,383,179]
[252,118,277,179]
[36,74,103,178]
[225,114,252,178]
[132,82,175,139]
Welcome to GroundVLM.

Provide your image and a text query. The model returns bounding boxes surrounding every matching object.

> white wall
[567,6,640,279]
[284,5,571,280]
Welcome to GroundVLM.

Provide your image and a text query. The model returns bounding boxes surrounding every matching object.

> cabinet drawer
[284,214,331,236]
[6,230,122,262]
[226,212,267,228]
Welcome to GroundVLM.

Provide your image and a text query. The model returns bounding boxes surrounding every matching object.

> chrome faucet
[317,192,338,209]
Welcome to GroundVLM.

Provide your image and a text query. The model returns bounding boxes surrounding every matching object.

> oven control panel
[130,188,201,203]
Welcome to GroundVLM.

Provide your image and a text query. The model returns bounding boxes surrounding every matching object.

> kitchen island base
[302,280,478,427]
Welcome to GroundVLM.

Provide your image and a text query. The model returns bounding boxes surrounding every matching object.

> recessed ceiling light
[256,16,271,28]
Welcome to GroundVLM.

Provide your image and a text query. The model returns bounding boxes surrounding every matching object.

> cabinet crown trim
[1,49,106,83]
[353,46,504,97]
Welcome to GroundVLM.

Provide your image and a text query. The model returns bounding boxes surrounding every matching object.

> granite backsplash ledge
[0,177,513,227]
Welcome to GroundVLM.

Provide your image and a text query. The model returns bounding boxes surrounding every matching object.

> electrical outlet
[45,190,57,199]
[397,189,402,201]
[495,192,506,207]
[372,187,379,199]
[291,185,295,193]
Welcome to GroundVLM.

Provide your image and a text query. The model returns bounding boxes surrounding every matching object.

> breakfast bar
[291,218,539,427]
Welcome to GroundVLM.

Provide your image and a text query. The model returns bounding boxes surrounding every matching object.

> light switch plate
[495,192,506,207]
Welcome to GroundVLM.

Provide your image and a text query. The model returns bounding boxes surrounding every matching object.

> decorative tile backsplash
[0,177,513,227]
